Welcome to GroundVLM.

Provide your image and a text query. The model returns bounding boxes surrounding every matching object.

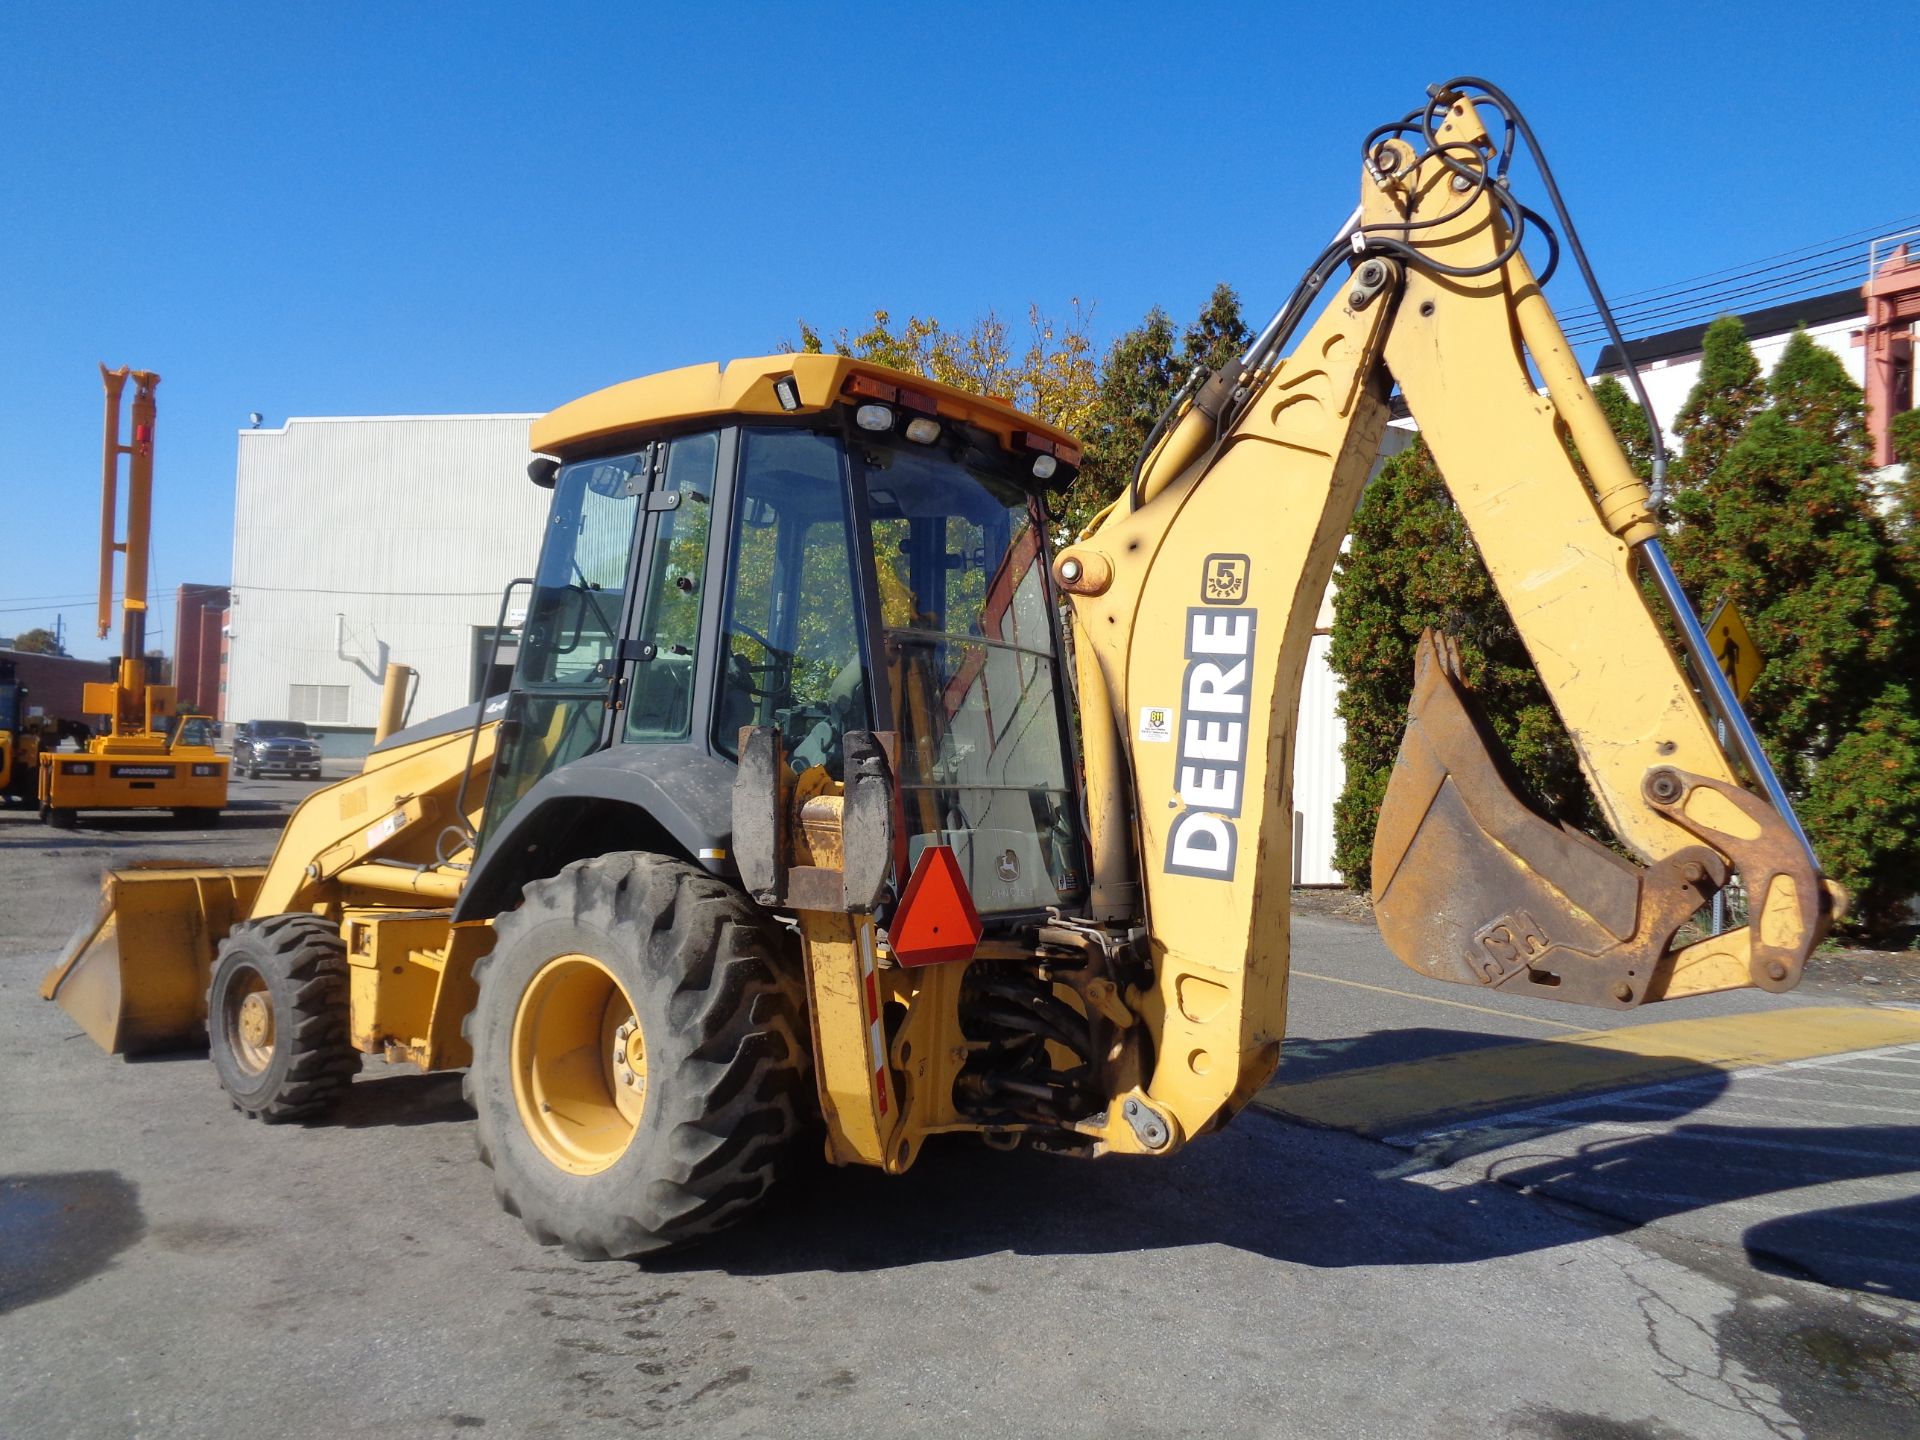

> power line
[1550,215,1920,353]
[1563,263,1864,346]
[1558,246,1871,334]
[1556,211,1920,318]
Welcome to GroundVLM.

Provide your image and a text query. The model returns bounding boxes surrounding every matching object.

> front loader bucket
[39,864,265,1054]
[1371,632,1724,1010]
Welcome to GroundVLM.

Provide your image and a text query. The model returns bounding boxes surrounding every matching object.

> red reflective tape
[874,1067,889,1114]
[863,971,881,1015]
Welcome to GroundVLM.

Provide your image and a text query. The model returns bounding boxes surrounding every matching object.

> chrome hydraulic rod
[1639,535,1817,868]
[1241,205,1364,370]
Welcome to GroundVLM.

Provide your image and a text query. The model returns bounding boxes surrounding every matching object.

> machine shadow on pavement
[631,1032,1911,1304]
[1267,1024,1562,1081]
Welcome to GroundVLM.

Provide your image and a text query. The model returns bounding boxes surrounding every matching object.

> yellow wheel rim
[228,973,275,1074]
[510,953,646,1175]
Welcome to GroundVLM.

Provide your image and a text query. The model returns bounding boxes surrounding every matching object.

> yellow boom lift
[46,80,1841,1257]
[37,366,229,827]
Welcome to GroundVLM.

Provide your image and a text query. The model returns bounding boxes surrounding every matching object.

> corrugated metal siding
[227,415,545,730]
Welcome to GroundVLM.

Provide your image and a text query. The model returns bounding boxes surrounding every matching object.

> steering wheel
[729,622,794,709]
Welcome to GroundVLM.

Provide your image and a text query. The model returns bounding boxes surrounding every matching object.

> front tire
[466,853,811,1260]
[208,914,357,1121]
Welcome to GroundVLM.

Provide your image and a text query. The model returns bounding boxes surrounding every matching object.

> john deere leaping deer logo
[1202,553,1249,605]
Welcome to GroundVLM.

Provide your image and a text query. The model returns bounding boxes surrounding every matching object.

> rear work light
[63,761,95,776]
[855,404,894,432]
[773,375,803,412]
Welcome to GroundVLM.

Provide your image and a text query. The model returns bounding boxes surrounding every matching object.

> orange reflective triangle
[890,844,983,967]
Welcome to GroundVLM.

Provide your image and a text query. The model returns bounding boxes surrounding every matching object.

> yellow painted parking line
[1291,969,1590,1031]
[1256,1004,1920,1138]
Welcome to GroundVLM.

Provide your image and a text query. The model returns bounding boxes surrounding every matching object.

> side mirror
[731,726,788,905]
[839,731,897,913]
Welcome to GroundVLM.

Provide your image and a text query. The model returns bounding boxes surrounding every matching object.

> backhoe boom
[1055,85,1836,1154]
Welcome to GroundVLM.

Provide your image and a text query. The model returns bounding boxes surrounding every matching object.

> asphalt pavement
[2,778,1916,1438]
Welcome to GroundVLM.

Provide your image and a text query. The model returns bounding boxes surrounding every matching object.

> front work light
[904,417,941,444]
[1031,453,1058,481]
[855,404,894,432]
[773,375,802,412]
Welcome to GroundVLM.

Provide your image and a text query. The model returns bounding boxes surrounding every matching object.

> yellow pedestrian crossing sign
[1703,599,1762,701]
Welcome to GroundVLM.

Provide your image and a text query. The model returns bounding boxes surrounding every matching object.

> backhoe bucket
[1371,632,1723,1010]
[39,864,265,1054]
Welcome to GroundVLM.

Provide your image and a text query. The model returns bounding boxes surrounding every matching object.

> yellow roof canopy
[532,353,1079,460]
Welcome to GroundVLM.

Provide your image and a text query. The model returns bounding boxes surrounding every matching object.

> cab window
[714,428,867,775]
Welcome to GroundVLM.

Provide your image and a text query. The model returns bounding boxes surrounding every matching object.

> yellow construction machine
[37,366,229,828]
[45,79,1842,1258]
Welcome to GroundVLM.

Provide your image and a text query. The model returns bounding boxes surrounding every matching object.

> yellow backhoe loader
[44,79,1842,1259]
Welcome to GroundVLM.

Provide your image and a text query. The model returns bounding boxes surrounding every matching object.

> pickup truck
[231,720,324,779]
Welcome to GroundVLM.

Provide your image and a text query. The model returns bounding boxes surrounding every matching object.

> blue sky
[4,3,1914,660]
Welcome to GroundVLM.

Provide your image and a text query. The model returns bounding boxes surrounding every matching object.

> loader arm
[1055,85,1837,1154]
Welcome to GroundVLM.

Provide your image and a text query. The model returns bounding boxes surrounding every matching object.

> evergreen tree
[1798,684,1920,939]
[1327,438,1596,887]
[1591,375,1655,481]
[1066,307,1176,535]
[1181,282,1254,375]
[1666,328,1920,938]
[1667,315,1765,496]
[1060,286,1250,537]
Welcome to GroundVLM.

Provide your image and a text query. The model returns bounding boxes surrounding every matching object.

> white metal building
[1592,289,1866,447]
[227,414,544,752]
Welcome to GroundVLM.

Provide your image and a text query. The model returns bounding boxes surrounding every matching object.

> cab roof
[533,353,1080,461]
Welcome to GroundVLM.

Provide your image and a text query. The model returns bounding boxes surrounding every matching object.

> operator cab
[475,356,1088,920]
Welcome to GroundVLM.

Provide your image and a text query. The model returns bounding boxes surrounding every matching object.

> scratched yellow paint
[1254,1005,1920,1137]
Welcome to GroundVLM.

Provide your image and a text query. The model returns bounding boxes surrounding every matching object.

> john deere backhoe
[45,79,1841,1259]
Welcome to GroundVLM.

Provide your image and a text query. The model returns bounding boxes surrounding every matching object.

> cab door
[479,448,649,839]
[478,432,724,844]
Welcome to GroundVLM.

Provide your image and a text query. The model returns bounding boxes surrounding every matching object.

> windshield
[859,441,1084,913]
[481,451,645,841]
[252,721,310,739]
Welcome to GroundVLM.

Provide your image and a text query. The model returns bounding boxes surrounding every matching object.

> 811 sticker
[1137,706,1173,743]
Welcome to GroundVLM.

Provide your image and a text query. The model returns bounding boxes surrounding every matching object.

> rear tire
[208,914,358,1122]
[45,807,76,829]
[466,852,811,1260]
